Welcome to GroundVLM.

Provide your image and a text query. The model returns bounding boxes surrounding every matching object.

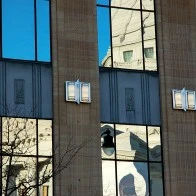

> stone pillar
[51,0,102,195]
[156,0,196,195]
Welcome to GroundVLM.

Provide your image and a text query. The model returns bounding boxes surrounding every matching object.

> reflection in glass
[97,7,111,67]
[148,127,162,161]
[2,0,35,60]
[111,9,143,70]
[111,0,140,9]
[38,158,53,196]
[143,12,157,71]
[116,125,147,161]
[102,161,116,196]
[37,0,51,62]
[38,120,52,156]
[97,0,110,6]
[117,161,149,196]
[2,156,37,196]
[149,163,164,196]
[2,118,37,156]
[142,0,154,11]
[101,124,115,159]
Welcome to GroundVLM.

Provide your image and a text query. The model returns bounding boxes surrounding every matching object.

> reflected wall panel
[100,70,160,125]
[0,61,52,118]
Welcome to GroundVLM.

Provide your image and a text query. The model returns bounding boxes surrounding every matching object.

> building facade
[1,0,196,196]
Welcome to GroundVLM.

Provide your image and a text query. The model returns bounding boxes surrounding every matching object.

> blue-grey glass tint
[37,0,51,62]
[97,7,111,67]
[2,0,35,60]
[97,0,110,6]
[150,163,164,196]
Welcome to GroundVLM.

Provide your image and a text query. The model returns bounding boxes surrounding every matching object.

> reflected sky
[2,0,50,62]
[97,7,111,66]
[2,0,35,60]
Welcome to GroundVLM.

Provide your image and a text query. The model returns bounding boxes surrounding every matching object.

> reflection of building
[100,0,156,71]
[1,0,196,196]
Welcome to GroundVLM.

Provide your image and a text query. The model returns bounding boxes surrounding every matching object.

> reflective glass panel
[148,127,162,161]
[97,0,110,6]
[2,0,35,60]
[116,125,147,161]
[2,118,37,156]
[143,12,157,71]
[111,0,140,9]
[97,7,112,67]
[142,0,154,10]
[38,119,52,156]
[2,156,37,196]
[111,9,143,70]
[149,163,164,196]
[117,161,149,196]
[38,158,53,196]
[102,161,116,196]
[101,124,115,159]
[37,0,51,62]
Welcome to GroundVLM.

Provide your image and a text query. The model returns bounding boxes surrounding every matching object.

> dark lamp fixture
[101,129,115,156]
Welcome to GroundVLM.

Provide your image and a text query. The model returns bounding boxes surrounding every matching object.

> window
[144,47,154,58]
[2,0,51,62]
[123,50,133,63]
[1,117,53,195]
[101,124,164,196]
[97,0,157,70]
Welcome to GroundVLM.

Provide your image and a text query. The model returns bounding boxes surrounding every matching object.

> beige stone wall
[51,0,102,195]
[156,0,196,195]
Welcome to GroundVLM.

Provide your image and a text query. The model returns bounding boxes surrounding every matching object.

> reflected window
[123,51,133,63]
[144,47,154,58]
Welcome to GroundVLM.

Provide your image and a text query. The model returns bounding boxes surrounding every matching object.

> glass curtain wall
[0,117,53,196]
[97,0,164,195]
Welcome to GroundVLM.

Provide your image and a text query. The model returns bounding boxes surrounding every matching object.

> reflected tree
[1,117,90,196]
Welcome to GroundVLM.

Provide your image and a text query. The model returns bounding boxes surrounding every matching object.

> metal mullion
[146,126,152,196]
[109,3,114,68]
[159,126,165,196]
[154,0,160,74]
[36,119,39,196]
[114,124,118,196]
[154,0,165,194]
[140,1,146,71]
